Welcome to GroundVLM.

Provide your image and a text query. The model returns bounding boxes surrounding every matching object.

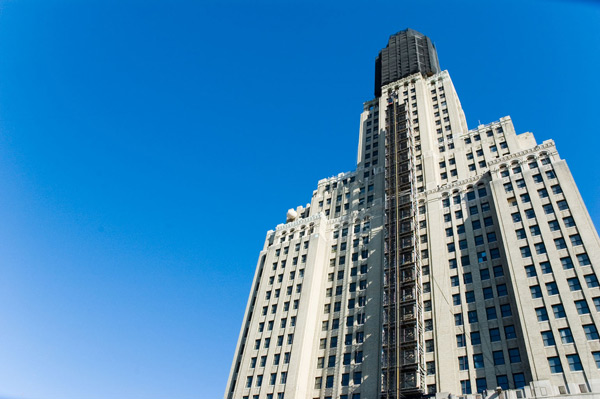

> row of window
[520,233,584,257]
[250,352,291,368]
[268,269,304,286]
[541,325,599,345]
[456,372,525,394]
[243,393,284,399]
[254,334,294,350]
[322,313,366,330]
[505,173,559,195]
[246,372,288,387]
[258,317,296,333]
[315,372,361,388]
[319,331,365,349]
[317,351,363,368]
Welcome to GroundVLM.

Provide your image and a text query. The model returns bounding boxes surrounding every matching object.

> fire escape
[382,96,425,399]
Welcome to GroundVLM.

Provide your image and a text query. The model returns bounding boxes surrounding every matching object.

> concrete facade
[224,30,600,399]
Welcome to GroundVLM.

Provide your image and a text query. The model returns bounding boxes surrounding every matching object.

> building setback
[224,29,600,399]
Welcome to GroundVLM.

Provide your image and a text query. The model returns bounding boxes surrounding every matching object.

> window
[570,234,583,246]
[458,356,469,370]
[559,328,574,343]
[546,170,556,179]
[536,307,549,321]
[468,310,478,323]
[517,228,528,239]
[487,232,497,242]
[425,319,433,331]
[532,174,543,183]
[512,213,522,223]
[493,266,504,277]
[525,209,536,219]
[327,355,336,368]
[426,339,434,352]
[540,261,552,274]
[530,285,542,298]
[466,291,475,304]
[576,300,590,314]
[476,378,487,393]
[461,380,472,395]
[509,348,521,363]
[483,287,494,300]
[455,314,463,326]
[353,371,362,385]
[355,351,363,363]
[325,375,334,388]
[480,269,490,280]
[505,325,516,339]
[457,334,466,347]
[452,294,461,306]
[497,284,508,297]
[543,204,554,215]
[568,278,582,291]
[546,282,559,295]
[486,307,497,320]
[473,354,484,369]
[355,331,364,343]
[541,330,555,346]
[426,361,435,375]
[449,258,458,269]
[521,247,531,258]
[314,377,322,389]
[578,253,591,266]
[493,350,505,365]
[583,324,599,340]
[341,373,349,386]
[471,331,481,345]
[478,251,488,263]
[586,274,600,288]
[561,256,574,269]
[501,304,512,317]
[497,375,509,390]
[461,255,471,266]
[450,276,459,287]
[525,265,537,277]
[563,216,576,227]
[474,235,484,245]
[463,272,473,284]
[490,328,501,342]
[566,354,583,371]
[539,188,549,198]
[553,304,566,318]
[548,220,560,231]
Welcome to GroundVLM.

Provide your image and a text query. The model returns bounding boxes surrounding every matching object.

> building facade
[224,29,600,399]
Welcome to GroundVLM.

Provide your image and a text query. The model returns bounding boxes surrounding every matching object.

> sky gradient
[0,1,598,398]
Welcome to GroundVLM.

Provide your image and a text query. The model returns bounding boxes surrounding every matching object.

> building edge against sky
[225,29,600,399]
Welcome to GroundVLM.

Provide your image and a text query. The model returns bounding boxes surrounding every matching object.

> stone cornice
[487,141,556,167]
[421,173,490,197]
[276,213,324,231]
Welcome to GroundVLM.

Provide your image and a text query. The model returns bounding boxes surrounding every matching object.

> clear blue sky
[0,1,598,398]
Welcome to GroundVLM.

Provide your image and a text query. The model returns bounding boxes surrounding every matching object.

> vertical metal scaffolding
[382,96,425,399]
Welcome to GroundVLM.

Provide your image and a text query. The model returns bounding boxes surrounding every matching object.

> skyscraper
[224,29,600,399]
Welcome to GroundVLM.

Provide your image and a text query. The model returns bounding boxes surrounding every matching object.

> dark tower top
[374,29,440,97]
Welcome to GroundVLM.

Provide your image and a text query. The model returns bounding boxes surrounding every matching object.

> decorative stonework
[488,140,556,166]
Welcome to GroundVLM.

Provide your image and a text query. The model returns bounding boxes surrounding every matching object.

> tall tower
[224,29,600,399]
